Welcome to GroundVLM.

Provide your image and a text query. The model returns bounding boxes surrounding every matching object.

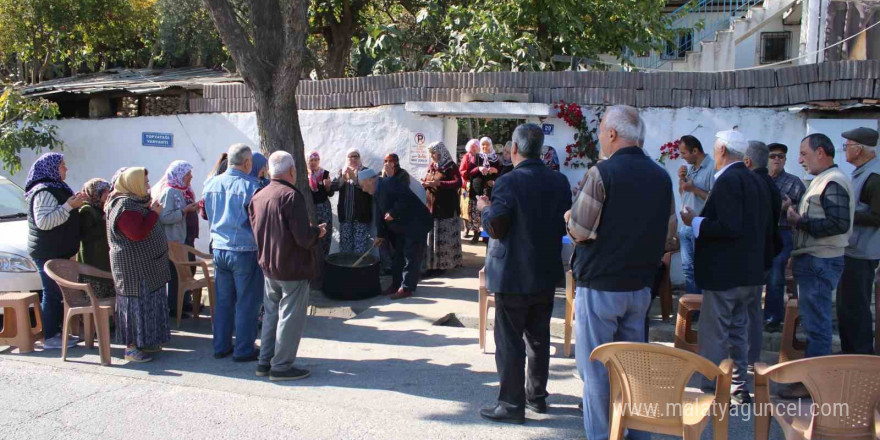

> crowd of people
[21,103,878,438]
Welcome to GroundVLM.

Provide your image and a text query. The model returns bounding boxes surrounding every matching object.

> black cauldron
[323,252,381,300]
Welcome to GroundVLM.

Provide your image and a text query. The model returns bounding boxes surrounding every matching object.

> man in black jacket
[744,140,783,366]
[359,168,432,300]
[477,123,571,424]
[682,129,771,406]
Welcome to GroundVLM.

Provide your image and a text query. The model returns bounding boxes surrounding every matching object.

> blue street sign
[142,132,174,148]
[542,124,554,135]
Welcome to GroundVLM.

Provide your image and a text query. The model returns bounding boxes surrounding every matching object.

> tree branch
[201,0,264,86]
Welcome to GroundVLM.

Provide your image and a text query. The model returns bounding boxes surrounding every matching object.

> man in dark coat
[476,123,571,424]
[359,168,432,300]
[682,130,771,406]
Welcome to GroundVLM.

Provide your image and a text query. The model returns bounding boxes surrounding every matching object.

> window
[760,32,791,64]
[664,30,694,59]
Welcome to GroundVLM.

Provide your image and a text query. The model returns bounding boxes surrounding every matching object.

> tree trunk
[323,26,355,78]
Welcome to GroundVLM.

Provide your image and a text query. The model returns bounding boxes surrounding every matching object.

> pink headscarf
[308,151,324,192]
[151,160,195,202]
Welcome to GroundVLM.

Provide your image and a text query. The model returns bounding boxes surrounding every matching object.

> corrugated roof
[22,67,241,97]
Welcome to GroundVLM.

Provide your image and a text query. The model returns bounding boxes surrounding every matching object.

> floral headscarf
[24,153,73,199]
[464,139,480,164]
[428,141,454,170]
[81,178,111,209]
[308,151,324,192]
[151,160,194,202]
[480,137,498,163]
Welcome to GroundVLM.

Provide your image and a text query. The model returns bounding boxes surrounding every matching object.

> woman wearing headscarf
[469,137,500,242]
[249,152,270,188]
[106,167,171,363]
[331,148,373,254]
[459,139,480,238]
[422,142,463,274]
[541,145,560,171]
[152,160,200,317]
[308,151,335,260]
[499,141,515,176]
[25,152,85,349]
[77,179,112,272]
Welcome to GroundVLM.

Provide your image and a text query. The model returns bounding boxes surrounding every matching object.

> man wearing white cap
[681,129,771,406]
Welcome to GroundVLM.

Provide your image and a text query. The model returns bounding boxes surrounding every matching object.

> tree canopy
[0,0,684,83]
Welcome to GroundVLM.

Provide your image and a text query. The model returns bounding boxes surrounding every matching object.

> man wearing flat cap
[838,127,880,355]
[681,129,771,406]
[781,132,855,399]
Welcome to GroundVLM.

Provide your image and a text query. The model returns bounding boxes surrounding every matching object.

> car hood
[0,219,31,257]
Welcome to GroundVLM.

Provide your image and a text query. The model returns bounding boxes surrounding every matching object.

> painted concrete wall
[3,106,444,252]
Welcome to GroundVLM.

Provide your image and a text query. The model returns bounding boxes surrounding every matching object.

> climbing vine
[553,101,601,169]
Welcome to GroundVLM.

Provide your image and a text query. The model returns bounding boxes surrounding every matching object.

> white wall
[3,106,444,252]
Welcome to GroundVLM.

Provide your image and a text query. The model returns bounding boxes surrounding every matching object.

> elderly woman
[78,179,112,271]
[25,152,85,349]
[152,160,200,317]
[106,167,171,363]
[468,137,500,242]
[423,142,463,274]
[541,145,560,171]
[308,151,335,259]
[250,152,270,188]
[459,139,481,239]
[332,148,373,254]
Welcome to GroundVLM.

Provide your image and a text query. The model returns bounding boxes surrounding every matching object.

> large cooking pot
[323,252,381,300]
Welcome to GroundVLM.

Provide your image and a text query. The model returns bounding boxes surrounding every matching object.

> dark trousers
[391,233,426,292]
[837,256,879,354]
[494,291,555,408]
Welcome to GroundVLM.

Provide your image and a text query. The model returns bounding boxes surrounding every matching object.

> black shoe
[731,390,752,406]
[764,318,782,333]
[269,367,311,382]
[471,234,480,243]
[526,399,547,414]
[479,403,525,425]
[255,364,270,377]
[233,350,260,363]
[213,348,233,359]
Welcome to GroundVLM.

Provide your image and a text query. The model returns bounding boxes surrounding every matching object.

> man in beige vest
[782,133,855,399]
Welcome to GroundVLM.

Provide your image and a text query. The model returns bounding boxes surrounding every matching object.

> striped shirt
[32,190,72,231]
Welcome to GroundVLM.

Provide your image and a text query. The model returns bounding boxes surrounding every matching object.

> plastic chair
[564,270,576,357]
[43,260,115,366]
[591,342,732,440]
[167,241,216,328]
[478,268,495,353]
[754,355,880,440]
[674,294,702,354]
[778,294,806,363]
[0,292,43,353]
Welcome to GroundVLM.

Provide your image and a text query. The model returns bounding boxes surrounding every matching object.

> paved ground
[1,241,784,439]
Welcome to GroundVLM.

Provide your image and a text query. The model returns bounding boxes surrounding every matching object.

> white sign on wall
[410,132,430,166]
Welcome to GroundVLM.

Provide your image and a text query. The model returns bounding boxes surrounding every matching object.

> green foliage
[156,0,227,68]
[0,87,62,174]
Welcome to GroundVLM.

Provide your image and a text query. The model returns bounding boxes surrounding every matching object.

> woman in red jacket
[459,138,480,239]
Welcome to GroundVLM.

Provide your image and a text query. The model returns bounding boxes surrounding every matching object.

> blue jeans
[34,258,63,340]
[212,249,264,357]
[575,287,651,440]
[763,229,793,322]
[679,225,701,294]
[792,254,844,358]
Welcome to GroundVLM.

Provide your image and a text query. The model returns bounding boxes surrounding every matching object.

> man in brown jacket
[249,151,326,381]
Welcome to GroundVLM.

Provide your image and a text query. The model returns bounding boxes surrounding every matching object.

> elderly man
[203,143,265,361]
[249,151,326,381]
[476,123,570,425]
[781,133,855,398]
[359,167,432,300]
[568,106,674,440]
[677,135,715,294]
[681,130,770,406]
[744,141,782,365]
[764,143,807,332]
[838,127,880,354]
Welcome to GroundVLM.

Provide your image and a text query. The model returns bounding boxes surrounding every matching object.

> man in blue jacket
[477,123,571,424]
[359,168,432,300]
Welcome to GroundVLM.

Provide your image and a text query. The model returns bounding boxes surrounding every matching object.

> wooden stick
[352,241,379,267]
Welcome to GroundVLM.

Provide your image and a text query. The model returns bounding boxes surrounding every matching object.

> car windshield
[0,179,28,218]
